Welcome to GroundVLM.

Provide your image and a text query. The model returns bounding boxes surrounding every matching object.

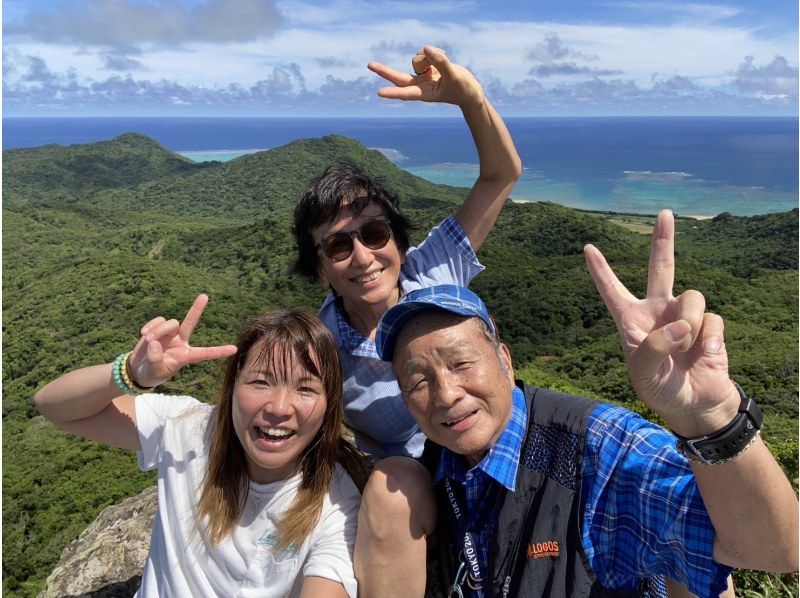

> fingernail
[705,337,722,353]
[665,324,688,342]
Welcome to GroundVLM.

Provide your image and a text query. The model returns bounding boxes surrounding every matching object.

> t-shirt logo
[256,532,299,557]
[527,540,560,559]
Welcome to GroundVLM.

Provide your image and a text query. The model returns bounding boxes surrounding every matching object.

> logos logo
[527,540,560,559]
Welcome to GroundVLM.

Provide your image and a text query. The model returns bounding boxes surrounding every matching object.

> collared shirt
[434,395,732,597]
[318,216,484,459]
[434,386,528,595]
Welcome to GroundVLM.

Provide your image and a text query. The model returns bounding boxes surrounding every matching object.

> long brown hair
[197,310,368,549]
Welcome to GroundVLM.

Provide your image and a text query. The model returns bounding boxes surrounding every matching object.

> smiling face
[231,342,327,484]
[393,312,515,467]
[312,201,404,314]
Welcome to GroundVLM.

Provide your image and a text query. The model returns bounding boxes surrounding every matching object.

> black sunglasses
[317,219,393,262]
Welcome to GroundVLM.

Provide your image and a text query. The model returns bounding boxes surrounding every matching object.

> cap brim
[376,299,491,362]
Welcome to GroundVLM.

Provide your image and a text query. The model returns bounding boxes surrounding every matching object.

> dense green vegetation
[3,133,797,596]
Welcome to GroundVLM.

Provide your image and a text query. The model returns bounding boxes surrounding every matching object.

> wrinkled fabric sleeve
[581,403,733,596]
[135,394,202,472]
[302,467,362,598]
[401,216,484,292]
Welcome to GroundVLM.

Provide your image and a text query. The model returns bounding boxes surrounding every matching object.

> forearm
[299,576,348,598]
[461,97,521,183]
[34,363,126,424]
[695,438,799,571]
[455,98,521,250]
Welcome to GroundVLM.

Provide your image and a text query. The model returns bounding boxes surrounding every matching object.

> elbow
[33,387,59,423]
[33,389,47,416]
[510,155,523,180]
[498,154,523,183]
[479,156,522,187]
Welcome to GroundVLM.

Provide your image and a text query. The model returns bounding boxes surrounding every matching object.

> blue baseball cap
[376,284,495,361]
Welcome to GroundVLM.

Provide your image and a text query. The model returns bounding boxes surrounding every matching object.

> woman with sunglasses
[34,295,368,597]
[293,46,521,596]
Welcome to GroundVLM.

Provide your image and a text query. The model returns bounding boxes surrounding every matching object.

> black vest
[425,382,665,598]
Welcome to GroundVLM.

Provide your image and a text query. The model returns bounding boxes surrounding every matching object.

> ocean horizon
[4,116,798,217]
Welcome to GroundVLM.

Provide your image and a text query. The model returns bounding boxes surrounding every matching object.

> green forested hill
[3,133,205,202]
[3,133,797,596]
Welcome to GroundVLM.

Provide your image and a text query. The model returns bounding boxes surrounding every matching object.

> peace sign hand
[127,294,237,389]
[368,46,484,108]
[584,210,740,437]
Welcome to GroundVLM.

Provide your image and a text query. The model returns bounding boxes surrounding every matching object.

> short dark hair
[293,160,412,281]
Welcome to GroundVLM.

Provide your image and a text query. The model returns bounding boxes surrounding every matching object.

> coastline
[510,198,716,221]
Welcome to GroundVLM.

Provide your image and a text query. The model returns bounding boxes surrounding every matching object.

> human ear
[317,267,331,290]
[499,343,514,381]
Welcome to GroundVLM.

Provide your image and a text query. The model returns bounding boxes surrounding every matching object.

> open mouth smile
[255,426,297,443]
[441,410,478,428]
[351,269,383,284]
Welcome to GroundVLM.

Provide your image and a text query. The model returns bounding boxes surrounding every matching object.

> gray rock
[39,486,156,598]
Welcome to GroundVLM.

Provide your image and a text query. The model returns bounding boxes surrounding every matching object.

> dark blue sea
[4,117,797,216]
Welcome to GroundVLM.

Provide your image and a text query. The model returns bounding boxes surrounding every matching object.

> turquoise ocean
[4,117,797,216]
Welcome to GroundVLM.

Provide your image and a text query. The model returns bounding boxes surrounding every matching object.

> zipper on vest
[501,576,511,597]
[496,479,537,597]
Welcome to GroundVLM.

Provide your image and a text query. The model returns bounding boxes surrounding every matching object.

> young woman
[292,46,521,596]
[34,294,367,597]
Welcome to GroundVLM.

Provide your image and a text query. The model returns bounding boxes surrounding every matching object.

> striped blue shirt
[319,216,484,459]
[434,396,732,597]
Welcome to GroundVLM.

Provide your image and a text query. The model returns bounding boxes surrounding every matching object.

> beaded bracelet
[112,352,136,395]
[121,352,155,392]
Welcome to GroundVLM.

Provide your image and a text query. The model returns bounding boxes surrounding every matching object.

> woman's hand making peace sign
[127,294,238,389]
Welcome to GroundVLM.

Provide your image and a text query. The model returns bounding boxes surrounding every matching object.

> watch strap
[674,383,763,465]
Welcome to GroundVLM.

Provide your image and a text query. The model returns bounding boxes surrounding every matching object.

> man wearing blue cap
[375,210,798,597]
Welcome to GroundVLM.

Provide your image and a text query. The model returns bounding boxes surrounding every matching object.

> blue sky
[3,0,798,116]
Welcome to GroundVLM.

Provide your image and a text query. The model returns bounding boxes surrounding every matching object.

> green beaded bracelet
[112,352,136,395]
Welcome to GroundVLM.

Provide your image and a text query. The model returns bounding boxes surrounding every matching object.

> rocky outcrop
[39,486,156,598]
[39,484,447,597]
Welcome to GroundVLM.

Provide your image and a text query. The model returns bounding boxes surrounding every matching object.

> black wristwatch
[673,383,763,465]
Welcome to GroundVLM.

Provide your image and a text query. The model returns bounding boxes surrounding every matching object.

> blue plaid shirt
[319,216,484,459]
[434,396,732,597]
[434,386,528,596]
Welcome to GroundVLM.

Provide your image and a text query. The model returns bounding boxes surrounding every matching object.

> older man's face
[393,312,515,466]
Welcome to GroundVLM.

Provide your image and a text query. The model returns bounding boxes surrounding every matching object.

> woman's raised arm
[34,294,237,450]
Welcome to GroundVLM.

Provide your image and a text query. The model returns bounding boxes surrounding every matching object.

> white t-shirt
[135,393,361,597]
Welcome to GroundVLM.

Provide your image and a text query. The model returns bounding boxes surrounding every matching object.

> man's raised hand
[584,210,740,437]
[127,294,237,389]
[367,45,483,108]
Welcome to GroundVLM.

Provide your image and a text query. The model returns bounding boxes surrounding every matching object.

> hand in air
[368,45,484,108]
[584,210,739,436]
[127,294,237,388]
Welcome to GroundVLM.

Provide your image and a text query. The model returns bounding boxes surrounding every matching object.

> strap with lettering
[444,478,485,597]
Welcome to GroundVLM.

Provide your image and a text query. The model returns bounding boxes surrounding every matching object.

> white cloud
[277,0,478,27]
[6,0,285,48]
[5,52,796,116]
[732,55,798,96]
[3,0,797,115]
[601,1,743,22]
